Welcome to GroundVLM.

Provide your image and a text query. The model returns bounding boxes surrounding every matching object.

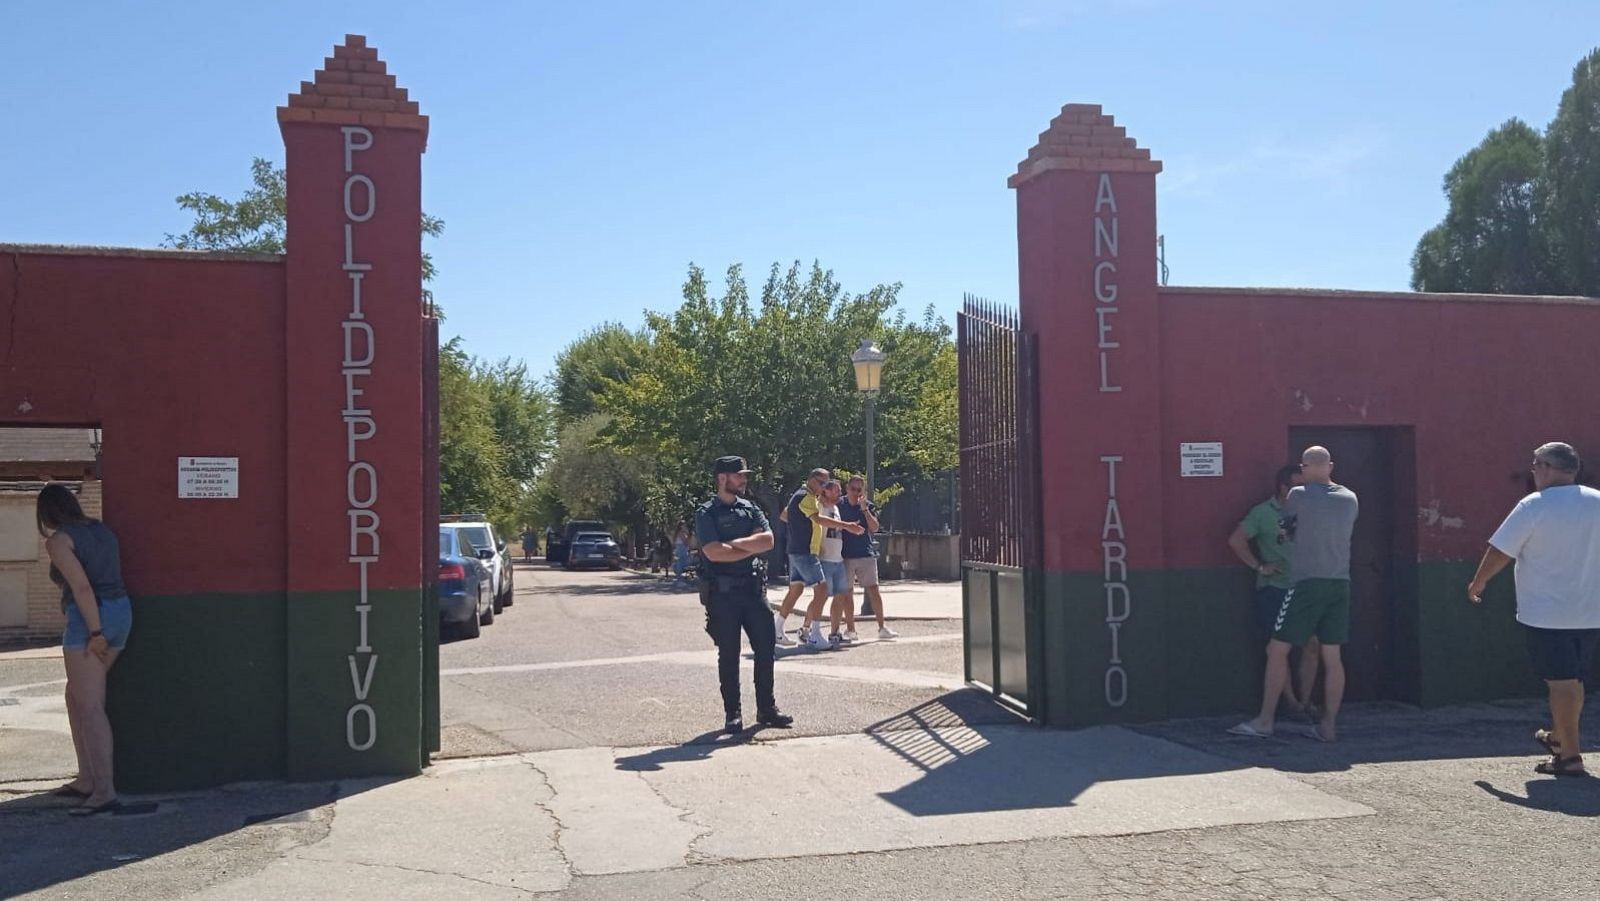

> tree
[1543,48,1600,296]
[544,414,653,550]
[1410,119,1547,293]
[551,323,650,425]
[1412,48,1600,296]
[438,339,509,520]
[164,157,445,295]
[593,260,958,532]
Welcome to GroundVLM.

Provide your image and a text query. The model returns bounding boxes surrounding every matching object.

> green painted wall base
[109,592,287,792]
[1010,562,1558,729]
[106,587,431,792]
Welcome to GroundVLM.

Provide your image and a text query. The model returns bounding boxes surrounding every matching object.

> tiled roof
[0,428,97,463]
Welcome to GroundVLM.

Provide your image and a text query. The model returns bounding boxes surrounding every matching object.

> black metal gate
[958,295,1042,717]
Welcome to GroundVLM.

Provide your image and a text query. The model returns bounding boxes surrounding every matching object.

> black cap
[713,455,754,476]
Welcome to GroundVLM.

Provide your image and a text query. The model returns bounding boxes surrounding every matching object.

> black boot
[757,709,794,728]
[724,715,744,734]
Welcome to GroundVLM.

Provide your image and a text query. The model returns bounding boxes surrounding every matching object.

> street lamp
[851,339,887,500]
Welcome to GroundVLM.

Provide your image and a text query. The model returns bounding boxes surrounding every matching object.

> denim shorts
[820,559,850,596]
[63,596,133,651]
[788,553,825,587]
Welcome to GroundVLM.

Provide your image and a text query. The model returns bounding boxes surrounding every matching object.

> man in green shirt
[1226,463,1320,721]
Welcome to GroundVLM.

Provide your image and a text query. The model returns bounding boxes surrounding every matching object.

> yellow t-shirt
[800,493,822,556]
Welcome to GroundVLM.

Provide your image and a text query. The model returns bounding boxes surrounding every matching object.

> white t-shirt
[818,502,845,563]
[1488,484,1600,629]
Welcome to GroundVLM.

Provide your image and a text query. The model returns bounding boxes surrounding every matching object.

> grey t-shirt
[1283,482,1359,582]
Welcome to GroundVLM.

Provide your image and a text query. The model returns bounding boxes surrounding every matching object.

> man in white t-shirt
[1469,441,1600,778]
[815,480,859,644]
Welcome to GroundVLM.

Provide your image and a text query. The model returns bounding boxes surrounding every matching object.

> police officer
[696,456,794,734]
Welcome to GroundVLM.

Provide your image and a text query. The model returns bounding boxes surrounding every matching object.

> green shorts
[1271,578,1350,646]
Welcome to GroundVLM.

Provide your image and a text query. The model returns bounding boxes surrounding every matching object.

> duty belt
[710,574,762,593]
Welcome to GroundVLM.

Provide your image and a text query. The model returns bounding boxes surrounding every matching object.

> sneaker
[843,630,859,643]
[877,626,898,640]
[806,627,832,651]
[776,631,798,647]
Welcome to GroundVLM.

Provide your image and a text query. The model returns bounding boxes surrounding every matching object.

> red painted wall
[1157,288,1600,568]
[0,249,288,595]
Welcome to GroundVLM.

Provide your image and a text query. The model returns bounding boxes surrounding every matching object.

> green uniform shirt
[695,495,771,578]
[1240,497,1292,590]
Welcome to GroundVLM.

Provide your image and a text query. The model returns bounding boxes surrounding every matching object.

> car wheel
[480,595,495,626]
[458,611,481,640]
[492,588,504,615]
[608,562,622,571]
[501,588,514,608]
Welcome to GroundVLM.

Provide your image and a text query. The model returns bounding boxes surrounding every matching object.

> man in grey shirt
[1232,446,1359,742]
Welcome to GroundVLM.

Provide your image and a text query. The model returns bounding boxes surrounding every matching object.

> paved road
[6,564,1600,900]
[439,563,1006,757]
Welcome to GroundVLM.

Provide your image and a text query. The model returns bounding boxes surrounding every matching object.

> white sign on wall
[178,457,239,498]
[1179,443,1224,478]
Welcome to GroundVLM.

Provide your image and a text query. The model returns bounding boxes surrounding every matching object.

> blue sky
[3,2,1594,378]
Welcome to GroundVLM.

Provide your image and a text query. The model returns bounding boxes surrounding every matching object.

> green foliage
[1410,119,1546,293]
[1543,48,1600,296]
[163,157,445,299]
[1412,49,1600,296]
[545,414,652,524]
[438,339,509,521]
[552,323,650,424]
[550,260,958,533]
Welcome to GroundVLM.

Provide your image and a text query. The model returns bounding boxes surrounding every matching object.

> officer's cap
[713,455,755,475]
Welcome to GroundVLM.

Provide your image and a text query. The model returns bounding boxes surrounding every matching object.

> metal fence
[957,296,1039,569]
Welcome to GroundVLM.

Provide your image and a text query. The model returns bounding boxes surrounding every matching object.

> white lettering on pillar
[1101,455,1128,707]
[1094,174,1121,393]
[342,126,380,751]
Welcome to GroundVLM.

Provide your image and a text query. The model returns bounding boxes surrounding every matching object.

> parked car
[546,519,608,565]
[438,530,494,639]
[442,516,513,612]
[564,530,623,570]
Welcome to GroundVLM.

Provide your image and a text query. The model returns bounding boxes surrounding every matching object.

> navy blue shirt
[695,496,771,576]
[783,488,815,554]
[838,498,877,558]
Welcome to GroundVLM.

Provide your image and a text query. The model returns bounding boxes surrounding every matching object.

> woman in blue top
[38,484,132,816]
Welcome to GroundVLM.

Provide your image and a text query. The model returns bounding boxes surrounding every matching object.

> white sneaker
[776,630,798,647]
[843,630,859,643]
[877,626,898,640]
[806,627,832,651]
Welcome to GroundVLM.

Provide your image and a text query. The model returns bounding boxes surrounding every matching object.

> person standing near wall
[696,456,793,734]
[840,475,896,639]
[1231,446,1357,742]
[37,484,132,815]
[1227,464,1317,720]
[1468,441,1600,777]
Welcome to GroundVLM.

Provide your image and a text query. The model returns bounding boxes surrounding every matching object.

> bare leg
[1294,637,1321,709]
[867,586,886,627]
[829,593,845,635]
[1318,643,1345,740]
[1548,679,1585,761]
[1246,640,1293,732]
[801,584,829,631]
[65,648,119,805]
[777,582,805,619]
[63,681,91,793]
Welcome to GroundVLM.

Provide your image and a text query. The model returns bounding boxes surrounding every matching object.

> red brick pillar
[1011,104,1167,724]
[278,35,430,778]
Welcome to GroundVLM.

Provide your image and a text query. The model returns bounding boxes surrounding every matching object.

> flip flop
[68,799,122,817]
[49,785,90,799]
[1297,724,1334,743]
[1227,721,1273,738]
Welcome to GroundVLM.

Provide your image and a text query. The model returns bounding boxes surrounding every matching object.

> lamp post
[852,339,886,619]
[851,339,887,500]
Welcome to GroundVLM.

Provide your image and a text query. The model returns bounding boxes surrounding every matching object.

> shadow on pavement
[0,775,400,897]
[614,728,756,771]
[1475,778,1600,816]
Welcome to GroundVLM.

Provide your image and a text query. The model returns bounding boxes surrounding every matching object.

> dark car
[564,531,623,570]
[439,528,495,638]
[546,519,608,565]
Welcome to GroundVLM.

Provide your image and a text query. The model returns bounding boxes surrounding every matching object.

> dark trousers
[704,581,776,717]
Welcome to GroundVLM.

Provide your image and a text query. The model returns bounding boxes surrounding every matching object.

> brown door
[1287,428,1397,702]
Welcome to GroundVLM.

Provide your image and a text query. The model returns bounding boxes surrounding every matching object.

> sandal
[68,799,123,817]
[49,784,90,799]
[1535,728,1560,756]
[1534,755,1588,778]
